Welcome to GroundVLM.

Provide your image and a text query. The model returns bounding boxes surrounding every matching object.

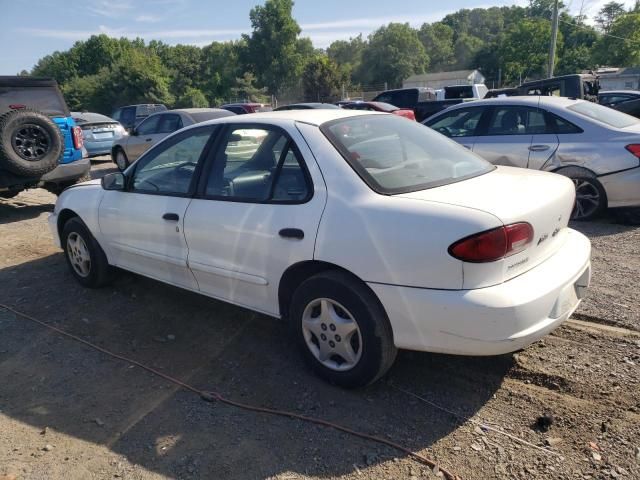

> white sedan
[50,110,592,388]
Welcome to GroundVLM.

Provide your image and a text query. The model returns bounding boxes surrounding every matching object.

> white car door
[183,124,327,316]
[99,125,216,289]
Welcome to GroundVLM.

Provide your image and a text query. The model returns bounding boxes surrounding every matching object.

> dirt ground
[0,159,639,480]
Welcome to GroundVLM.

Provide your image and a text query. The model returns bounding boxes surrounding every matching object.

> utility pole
[548,0,559,78]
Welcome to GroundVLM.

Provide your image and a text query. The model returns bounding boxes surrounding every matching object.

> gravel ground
[0,159,639,480]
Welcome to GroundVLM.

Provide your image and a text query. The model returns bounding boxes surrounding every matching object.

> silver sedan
[111,108,234,171]
[424,96,640,220]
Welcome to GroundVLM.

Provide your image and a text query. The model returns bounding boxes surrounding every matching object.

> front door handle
[145,137,153,142]
[163,213,179,221]
[279,228,304,240]
[529,144,551,152]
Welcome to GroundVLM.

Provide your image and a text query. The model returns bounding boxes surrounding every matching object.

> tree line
[26,0,640,114]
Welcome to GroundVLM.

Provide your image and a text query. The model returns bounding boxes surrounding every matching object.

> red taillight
[449,222,534,263]
[9,104,26,110]
[72,126,83,149]
[625,144,640,159]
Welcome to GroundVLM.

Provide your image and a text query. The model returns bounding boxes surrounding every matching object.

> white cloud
[19,26,245,42]
[135,14,163,23]
[85,0,133,18]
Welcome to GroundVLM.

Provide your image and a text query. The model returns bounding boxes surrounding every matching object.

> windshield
[321,115,494,194]
[567,101,638,129]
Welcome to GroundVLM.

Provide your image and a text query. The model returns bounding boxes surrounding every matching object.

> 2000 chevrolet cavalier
[50,110,592,387]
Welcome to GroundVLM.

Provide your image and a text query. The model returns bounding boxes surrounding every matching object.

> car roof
[221,103,265,107]
[438,95,583,110]
[197,108,381,127]
[169,108,227,114]
[278,102,341,109]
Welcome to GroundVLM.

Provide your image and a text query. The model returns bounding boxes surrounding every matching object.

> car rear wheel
[114,148,129,172]
[290,270,397,388]
[62,217,113,288]
[0,109,63,176]
[556,167,607,221]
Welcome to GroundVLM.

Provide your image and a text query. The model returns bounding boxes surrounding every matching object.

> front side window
[487,107,548,135]
[131,127,213,195]
[426,108,484,137]
[322,115,493,194]
[204,127,310,202]
[136,115,160,135]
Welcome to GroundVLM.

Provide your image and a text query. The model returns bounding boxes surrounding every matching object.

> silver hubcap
[572,179,600,220]
[116,151,127,170]
[302,298,362,371]
[67,232,91,277]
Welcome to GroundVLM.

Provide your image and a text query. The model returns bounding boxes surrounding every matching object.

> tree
[230,72,269,103]
[200,41,243,105]
[595,2,627,33]
[418,23,455,70]
[175,87,209,108]
[452,33,484,69]
[528,0,567,20]
[242,0,305,95]
[32,50,79,85]
[302,56,343,102]
[498,19,562,83]
[593,13,640,66]
[359,23,429,88]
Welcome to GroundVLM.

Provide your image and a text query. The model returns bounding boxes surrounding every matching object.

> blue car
[72,112,125,158]
[0,76,90,197]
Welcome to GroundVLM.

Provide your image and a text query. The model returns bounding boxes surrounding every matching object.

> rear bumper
[370,229,591,355]
[85,140,115,157]
[41,158,91,185]
[600,166,640,208]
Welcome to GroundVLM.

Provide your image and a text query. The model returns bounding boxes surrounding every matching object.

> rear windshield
[444,86,473,99]
[0,86,69,117]
[321,115,494,194]
[567,101,638,129]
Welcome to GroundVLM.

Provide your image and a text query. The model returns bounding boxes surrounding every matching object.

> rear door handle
[279,228,304,240]
[163,213,179,221]
[145,137,153,142]
[529,144,551,152]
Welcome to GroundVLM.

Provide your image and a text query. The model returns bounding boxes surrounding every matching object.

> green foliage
[595,2,627,33]
[497,19,562,83]
[359,23,429,87]
[418,23,455,70]
[593,13,640,66]
[231,72,269,103]
[241,0,307,94]
[302,56,344,101]
[175,87,209,108]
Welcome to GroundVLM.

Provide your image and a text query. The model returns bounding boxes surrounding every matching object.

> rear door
[183,123,326,316]
[472,105,550,168]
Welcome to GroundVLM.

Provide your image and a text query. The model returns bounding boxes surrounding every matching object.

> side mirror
[127,126,137,135]
[101,172,126,191]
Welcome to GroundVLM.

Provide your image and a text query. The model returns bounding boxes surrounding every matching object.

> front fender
[51,180,105,247]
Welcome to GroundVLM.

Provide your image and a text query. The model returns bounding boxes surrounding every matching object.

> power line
[558,17,640,45]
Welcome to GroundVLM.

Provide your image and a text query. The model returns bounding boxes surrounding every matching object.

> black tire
[556,167,607,221]
[0,109,63,176]
[46,172,92,195]
[113,147,129,172]
[61,217,113,288]
[290,270,397,388]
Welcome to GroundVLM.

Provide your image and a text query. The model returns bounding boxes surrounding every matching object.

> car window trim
[542,110,584,135]
[125,125,219,198]
[195,123,314,205]
[426,106,489,137]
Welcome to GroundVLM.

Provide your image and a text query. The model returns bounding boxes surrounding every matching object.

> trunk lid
[397,166,575,288]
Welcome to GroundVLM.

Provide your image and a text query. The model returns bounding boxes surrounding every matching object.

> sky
[0,0,636,75]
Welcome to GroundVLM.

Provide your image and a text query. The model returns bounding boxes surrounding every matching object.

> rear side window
[322,115,494,194]
[156,114,183,133]
[0,86,68,116]
[546,112,583,134]
[204,127,310,203]
[486,107,548,135]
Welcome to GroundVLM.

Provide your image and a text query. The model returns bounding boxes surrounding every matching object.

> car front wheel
[62,217,113,288]
[290,270,397,388]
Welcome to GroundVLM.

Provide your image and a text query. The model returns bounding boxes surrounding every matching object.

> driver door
[98,126,216,289]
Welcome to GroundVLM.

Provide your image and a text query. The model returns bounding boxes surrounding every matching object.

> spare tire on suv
[0,109,63,176]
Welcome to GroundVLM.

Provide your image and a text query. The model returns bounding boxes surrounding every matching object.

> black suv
[0,76,90,198]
